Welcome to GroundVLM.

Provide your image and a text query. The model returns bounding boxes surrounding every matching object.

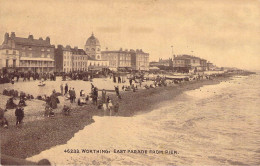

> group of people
[3,89,34,100]
[4,91,31,110]
[0,72,58,84]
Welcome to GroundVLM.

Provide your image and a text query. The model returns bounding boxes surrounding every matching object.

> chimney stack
[46,36,50,43]
[4,33,9,43]
[11,32,15,39]
[28,35,34,40]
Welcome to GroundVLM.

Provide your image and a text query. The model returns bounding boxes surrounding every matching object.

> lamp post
[171,45,173,57]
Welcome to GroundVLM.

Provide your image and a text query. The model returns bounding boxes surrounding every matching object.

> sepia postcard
[0,0,259,165]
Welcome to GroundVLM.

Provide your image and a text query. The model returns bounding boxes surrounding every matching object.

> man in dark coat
[50,90,58,109]
[71,88,76,103]
[65,83,68,95]
[15,105,24,125]
[114,86,121,99]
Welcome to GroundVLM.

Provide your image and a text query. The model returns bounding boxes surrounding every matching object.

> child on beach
[108,100,113,116]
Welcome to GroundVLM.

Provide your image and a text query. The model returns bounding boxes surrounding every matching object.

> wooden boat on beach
[164,75,189,80]
[38,81,46,87]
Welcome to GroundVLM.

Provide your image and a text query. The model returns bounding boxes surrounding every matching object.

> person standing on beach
[50,90,58,109]
[65,83,68,95]
[60,84,63,96]
[108,100,113,116]
[71,88,76,103]
[115,86,121,99]
[15,104,24,126]
[93,87,98,105]
[91,83,94,90]
[114,102,119,116]
[113,75,116,83]
[102,89,106,104]
[106,96,110,108]
[69,88,72,103]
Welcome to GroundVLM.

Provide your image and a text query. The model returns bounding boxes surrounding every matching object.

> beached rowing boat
[165,75,190,80]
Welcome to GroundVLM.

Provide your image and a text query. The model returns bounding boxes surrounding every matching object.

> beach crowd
[0,70,219,129]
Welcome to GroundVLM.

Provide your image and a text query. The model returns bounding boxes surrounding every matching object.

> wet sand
[0,75,234,159]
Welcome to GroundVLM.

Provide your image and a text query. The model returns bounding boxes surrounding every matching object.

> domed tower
[84,33,101,60]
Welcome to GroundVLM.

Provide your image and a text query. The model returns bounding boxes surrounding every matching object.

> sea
[28,73,260,165]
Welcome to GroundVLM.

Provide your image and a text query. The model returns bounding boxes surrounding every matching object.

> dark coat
[15,108,24,117]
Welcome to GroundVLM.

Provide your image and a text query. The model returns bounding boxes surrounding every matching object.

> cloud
[97,26,122,33]
[128,27,154,33]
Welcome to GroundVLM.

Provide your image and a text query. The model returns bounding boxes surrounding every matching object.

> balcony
[19,64,55,67]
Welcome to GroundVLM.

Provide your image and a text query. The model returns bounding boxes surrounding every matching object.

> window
[29,53,32,57]
[41,48,44,51]
[47,54,50,58]
[6,50,9,54]
[13,50,16,55]
[47,49,50,52]
[91,48,95,51]
[29,47,32,51]
[41,53,44,58]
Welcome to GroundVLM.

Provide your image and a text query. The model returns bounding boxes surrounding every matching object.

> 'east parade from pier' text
[64,149,178,155]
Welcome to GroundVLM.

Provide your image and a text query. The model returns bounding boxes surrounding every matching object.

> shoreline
[0,74,238,159]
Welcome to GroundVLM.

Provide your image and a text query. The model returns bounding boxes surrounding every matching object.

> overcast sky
[0,0,259,70]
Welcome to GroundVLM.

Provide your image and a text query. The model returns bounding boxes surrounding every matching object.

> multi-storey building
[55,45,71,72]
[173,56,191,72]
[101,48,149,71]
[0,32,55,73]
[101,48,131,71]
[55,45,88,72]
[158,58,173,67]
[207,62,216,71]
[135,49,149,71]
[71,47,88,72]
[173,54,209,72]
[199,59,207,71]
[87,57,109,71]
[0,42,20,73]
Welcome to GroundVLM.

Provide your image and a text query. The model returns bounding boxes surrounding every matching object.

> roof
[71,48,86,55]
[174,57,190,60]
[85,33,100,46]
[13,37,54,47]
[174,55,201,60]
